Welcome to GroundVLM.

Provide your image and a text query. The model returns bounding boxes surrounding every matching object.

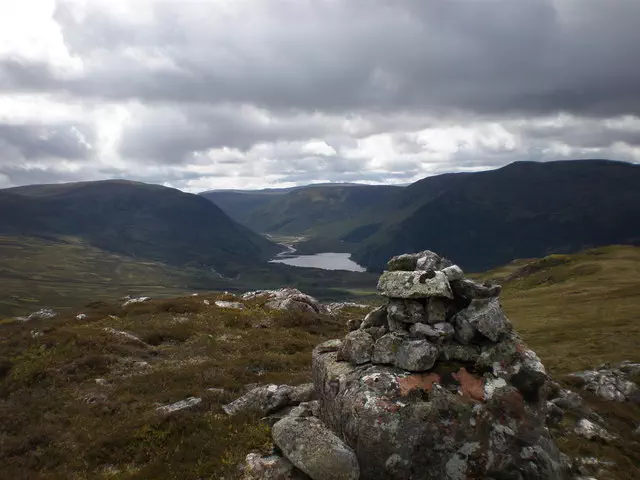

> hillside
[352,160,640,271]
[1,180,280,274]
[0,246,638,479]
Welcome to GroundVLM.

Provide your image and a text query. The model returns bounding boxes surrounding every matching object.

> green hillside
[2,180,280,274]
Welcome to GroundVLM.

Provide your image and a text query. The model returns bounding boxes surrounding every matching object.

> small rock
[441,265,464,281]
[453,316,476,344]
[272,416,360,480]
[103,327,148,346]
[395,339,439,372]
[372,332,406,365]
[453,298,508,342]
[409,322,454,343]
[574,418,616,442]
[76,313,87,320]
[215,300,245,309]
[122,296,151,307]
[21,308,57,321]
[425,298,446,324]
[223,384,312,416]
[156,397,201,414]
[360,305,387,329]
[241,453,298,480]
[387,299,427,325]
[450,279,502,300]
[551,389,583,410]
[440,344,481,363]
[338,331,374,365]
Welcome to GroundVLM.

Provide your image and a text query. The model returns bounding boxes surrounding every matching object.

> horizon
[1,1,640,191]
[2,158,637,194]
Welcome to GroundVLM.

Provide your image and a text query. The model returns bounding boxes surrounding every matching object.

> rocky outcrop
[238,250,570,480]
[223,383,314,417]
[242,288,328,314]
[567,361,640,403]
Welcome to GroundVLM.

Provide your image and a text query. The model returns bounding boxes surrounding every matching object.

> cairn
[244,251,570,480]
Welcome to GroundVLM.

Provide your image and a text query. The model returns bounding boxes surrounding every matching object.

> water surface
[269,252,366,272]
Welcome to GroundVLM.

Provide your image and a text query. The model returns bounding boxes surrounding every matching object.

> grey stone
[387,253,420,271]
[387,298,427,324]
[364,325,388,340]
[215,300,245,309]
[551,389,583,410]
[409,322,454,343]
[453,316,476,344]
[416,250,453,271]
[574,418,616,442]
[245,288,328,314]
[241,453,306,480]
[395,339,440,371]
[377,270,453,299]
[272,416,360,480]
[360,305,387,329]
[442,265,464,281]
[223,383,312,416]
[372,332,406,365]
[156,397,201,414]
[426,298,447,324]
[453,298,508,342]
[450,279,502,300]
[568,364,639,402]
[440,344,481,363]
[338,330,374,365]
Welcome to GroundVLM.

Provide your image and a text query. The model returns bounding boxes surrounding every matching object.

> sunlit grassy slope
[0,245,638,479]
[479,244,640,375]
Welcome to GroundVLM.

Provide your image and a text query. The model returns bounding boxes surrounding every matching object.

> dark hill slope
[1,180,280,273]
[351,160,640,271]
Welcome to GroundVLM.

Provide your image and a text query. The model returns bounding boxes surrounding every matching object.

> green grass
[0,235,379,317]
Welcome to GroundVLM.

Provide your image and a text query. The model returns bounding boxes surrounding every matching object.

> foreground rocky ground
[1,246,639,479]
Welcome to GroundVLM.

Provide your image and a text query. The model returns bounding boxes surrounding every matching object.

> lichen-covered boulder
[452,298,508,342]
[312,343,569,480]
[223,383,314,416]
[272,416,359,480]
[243,288,328,314]
[377,271,453,299]
[338,330,374,365]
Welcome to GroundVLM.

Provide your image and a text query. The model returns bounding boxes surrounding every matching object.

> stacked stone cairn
[244,251,570,480]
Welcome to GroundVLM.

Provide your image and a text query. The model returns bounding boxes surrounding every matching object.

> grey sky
[1,0,639,191]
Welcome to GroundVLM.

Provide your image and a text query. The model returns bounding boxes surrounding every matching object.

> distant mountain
[203,160,640,272]
[201,184,402,238]
[1,180,280,273]
[351,160,640,271]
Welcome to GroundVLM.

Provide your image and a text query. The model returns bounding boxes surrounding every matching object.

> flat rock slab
[273,416,359,480]
[377,271,453,299]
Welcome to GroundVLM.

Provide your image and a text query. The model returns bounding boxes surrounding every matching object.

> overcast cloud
[1,0,639,191]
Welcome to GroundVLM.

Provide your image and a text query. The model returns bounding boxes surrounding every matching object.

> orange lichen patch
[398,373,441,396]
[452,368,485,402]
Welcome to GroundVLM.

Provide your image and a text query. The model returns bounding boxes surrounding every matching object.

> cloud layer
[1,0,639,191]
